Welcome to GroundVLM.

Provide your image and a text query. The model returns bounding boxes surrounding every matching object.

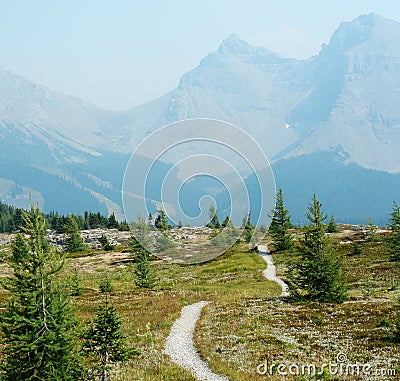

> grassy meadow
[0,227,399,380]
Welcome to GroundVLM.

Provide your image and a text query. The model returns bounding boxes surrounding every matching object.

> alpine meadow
[0,5,399,381]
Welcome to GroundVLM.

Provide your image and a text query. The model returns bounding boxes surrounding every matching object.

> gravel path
[258,244,289,297]
[164,245,288,380]
[164,301,229,381]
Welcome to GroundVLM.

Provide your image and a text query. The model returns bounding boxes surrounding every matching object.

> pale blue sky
[1,0,399,110]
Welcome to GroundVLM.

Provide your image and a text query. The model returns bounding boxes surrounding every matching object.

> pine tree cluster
[0,201,129,233]
[0,205,131,380]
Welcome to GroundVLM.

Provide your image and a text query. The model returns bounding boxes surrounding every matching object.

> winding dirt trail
[258,244,290,297]
[164,301,229,381]
[164,245,288,380]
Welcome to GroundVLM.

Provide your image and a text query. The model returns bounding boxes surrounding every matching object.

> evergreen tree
[351,242,362,256]
[269,188,293,251]
[212,216,239,247]
[388,201,400,262]
[0,205,80,380]
[97,212,107,228]
[107,213,119,229]
[83,299,129,381]
[206,204,220,229]
[49,213,64,233]
[134,247,155,289]
[367,216,378,242]
[118,220,130,231]
[99,272,113,293]
[154,209,168,231]
[289,194,347,303]
[14,207,24,230]
[221,216,231,228]
[155,233,174,252]
[74,214,85,230]
[84,211,90,230]
[0,203,15,233]
[130,235,143,252]
[89,212,101,229]
[5,218,12,233]
[98,234,114,251]
[242,212,255,243]
[0,202,119,233]
[64,215,86,253]
[131,217,155,289]
[326,215,338,233]
[69,267,83,296]
[130,216,152,251]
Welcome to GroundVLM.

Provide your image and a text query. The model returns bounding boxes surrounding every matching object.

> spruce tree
[69,267,83,296]
[367,216,378,242]
[130,235,143,252]
[64,215,86,253]
[351,242,362,256]
[206,204,220,229]
[326,215,338,233]
[83,211,90,230]
[99,272,113,293]
[221,216,230,228]
[130,216,152,251]
[242,212,255,243]
[107,212,119,229]
[134,247,155,289]
[388,201,400,262]
[154,209,168,231]
[0,205,80,380]
[289,194,347,303]
[269,188,293,251]
[131,217,155,289]
[155,233,174,252]
[98,234,114,251]
[212,216,239,247]
[118,220,130,231]
[83,299,129,381]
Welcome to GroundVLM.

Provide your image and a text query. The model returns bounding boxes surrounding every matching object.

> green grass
[64,242,279,379]
[0,230,399,380]
[193,231,400,381]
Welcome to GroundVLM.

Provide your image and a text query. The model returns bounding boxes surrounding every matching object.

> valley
[1,13,400,224]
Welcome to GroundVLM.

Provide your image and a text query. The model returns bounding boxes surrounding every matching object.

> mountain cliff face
[285,13,400,173]
[116,14,400,172]
[0,68,102,160]
[0,13,399,222]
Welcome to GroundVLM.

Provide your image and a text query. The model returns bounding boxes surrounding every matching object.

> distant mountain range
[1,13,399,224]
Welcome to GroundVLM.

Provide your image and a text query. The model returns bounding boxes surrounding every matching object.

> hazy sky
[1,1,400,110]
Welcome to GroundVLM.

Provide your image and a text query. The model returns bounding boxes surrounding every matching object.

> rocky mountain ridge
[0,13,399,223]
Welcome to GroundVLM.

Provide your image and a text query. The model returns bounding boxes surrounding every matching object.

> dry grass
[0,229,399,380]
[60,242,278,379]
[194,231,400,381]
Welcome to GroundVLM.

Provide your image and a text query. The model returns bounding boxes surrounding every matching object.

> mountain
[284,13,400,173]
[0,13,399,223]
[119,14,400,173]
[0,68,128,215]
[116,33,305,159]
